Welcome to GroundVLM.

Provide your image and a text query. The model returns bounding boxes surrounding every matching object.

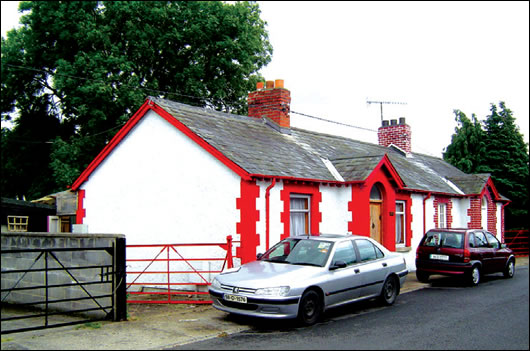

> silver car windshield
[259,238,333,267]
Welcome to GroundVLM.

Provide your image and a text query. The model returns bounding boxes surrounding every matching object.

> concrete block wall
[1,232,124,318]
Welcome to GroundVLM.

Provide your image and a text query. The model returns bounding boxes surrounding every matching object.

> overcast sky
[2,1,529,157]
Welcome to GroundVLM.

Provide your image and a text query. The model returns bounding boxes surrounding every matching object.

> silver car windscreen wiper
[289,262,321,267]
[263,257,290,263]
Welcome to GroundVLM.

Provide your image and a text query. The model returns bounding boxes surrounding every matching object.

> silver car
[209,234,408,325]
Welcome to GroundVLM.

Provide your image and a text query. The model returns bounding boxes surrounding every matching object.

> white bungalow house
[70,80,509,276]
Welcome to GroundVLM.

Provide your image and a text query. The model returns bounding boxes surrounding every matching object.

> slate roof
[150,97,501,198]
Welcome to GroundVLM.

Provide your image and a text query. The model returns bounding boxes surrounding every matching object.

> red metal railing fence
[504,229,529,257]
[126,235,236,304]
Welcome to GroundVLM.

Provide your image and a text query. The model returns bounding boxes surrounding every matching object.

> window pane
[475,232,489,248]
[396,213,404,244]
[375,246,384,258]
[438,203,447,228]
[332,240,357,265]
[290,197,308,210]
[423,232,464,248]
[370,185,382,200]
[485,232,500,249]
[441,233,462,248]
[356,239,377,261]
[468,233,476,248]
[291,212,307,236]
[7,216,28,232]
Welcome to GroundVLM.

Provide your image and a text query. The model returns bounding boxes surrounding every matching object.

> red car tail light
[463,249,471,263]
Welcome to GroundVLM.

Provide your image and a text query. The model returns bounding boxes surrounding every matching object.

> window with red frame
[396,201,406,246]
[290,194,311,236]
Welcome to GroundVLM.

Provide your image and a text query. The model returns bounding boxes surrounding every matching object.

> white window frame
[438,203,447,228]
[395,201,406,247]
[290,194,311,236]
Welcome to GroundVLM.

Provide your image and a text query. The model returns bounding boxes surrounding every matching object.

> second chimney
[377,117,412,154]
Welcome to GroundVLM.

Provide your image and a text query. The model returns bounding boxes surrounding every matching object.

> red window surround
[280,182,322,240]
[395,193,412,247]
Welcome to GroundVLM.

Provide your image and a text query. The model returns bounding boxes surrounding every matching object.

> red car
[415,228,515,286]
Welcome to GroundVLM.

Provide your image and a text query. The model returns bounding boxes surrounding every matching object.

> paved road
[175,267,529,350]
[1,258,527,350]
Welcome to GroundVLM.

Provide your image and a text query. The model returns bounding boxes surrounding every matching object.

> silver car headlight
[211,277,221,289]
[255,286,290,296]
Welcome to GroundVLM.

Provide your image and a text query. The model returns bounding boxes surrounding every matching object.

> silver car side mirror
[330,260,347,270]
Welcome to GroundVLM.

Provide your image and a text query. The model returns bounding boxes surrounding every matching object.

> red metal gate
[126,235,236,304]
[504,230,529,257]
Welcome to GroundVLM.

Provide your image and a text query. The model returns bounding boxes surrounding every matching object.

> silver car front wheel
[298,290,322,326]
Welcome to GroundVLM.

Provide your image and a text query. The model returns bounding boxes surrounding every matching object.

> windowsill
[395,246,411,253]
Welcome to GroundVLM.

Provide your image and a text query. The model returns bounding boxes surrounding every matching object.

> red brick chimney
[377,118,412,154]
[248,79,291,131]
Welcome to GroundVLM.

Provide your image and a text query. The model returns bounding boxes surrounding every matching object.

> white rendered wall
[404,194,428,271]
[255,180,267,254]
[423,196,436,233]
[80,110,241,287]
[319,185,352,235]
[451,197,470,228]
[255,180,284,254]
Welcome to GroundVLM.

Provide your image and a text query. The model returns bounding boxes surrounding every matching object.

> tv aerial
[367,100,407,122]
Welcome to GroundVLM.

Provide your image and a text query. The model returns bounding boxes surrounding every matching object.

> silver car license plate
[430,254,449,261]
[224,294,247,303]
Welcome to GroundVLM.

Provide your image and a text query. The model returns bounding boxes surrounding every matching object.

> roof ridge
[153,96,451,161]
[290,126,385,148]
[149,96,262,125]
[330,154,385,162]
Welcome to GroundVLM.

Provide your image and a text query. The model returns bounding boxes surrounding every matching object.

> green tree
[1,1,272,198]
[1,96,71,199]
[443,109,487,174]
[481,102,529,230]
[444,102,529,229]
